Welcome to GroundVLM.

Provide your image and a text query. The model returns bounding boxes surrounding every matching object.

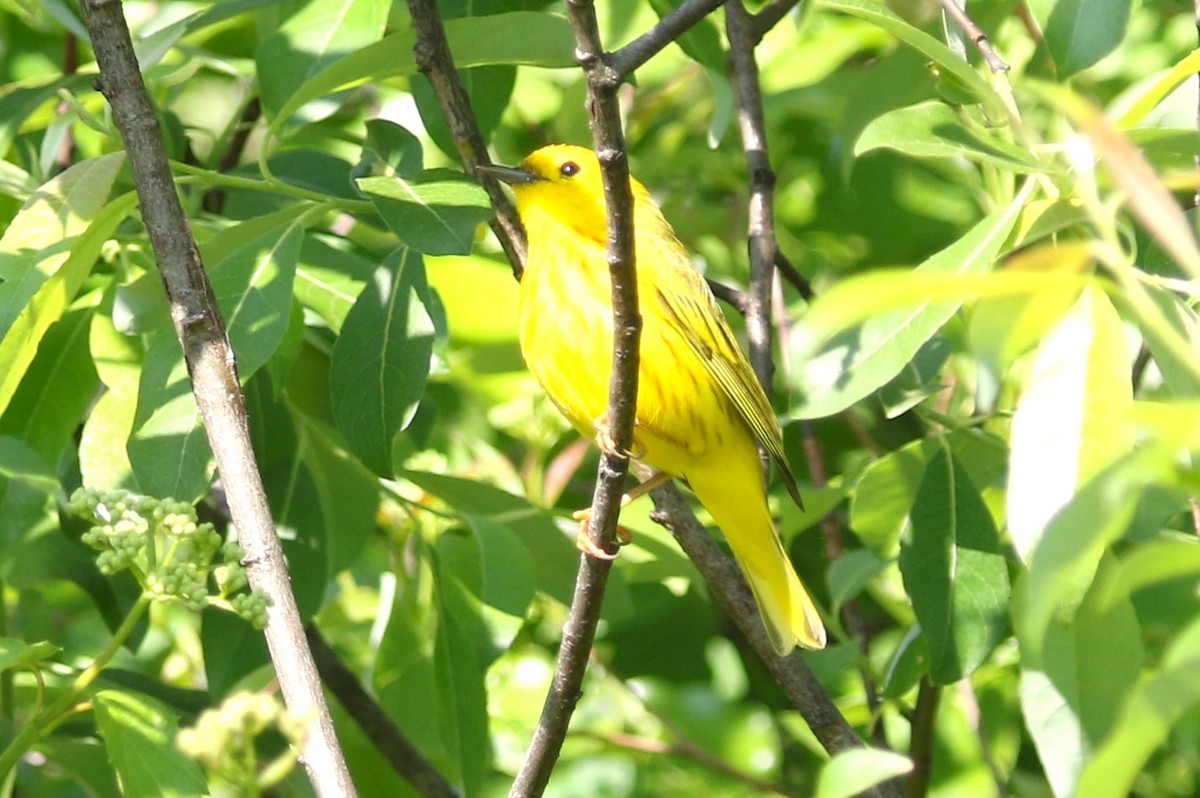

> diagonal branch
[306,627,460,798]
[407,0,527,276]
[78,3,354,796]
[508,0,642,794]
[751,0,801,42]
[607,0,728,80]
[938,0,1009,74]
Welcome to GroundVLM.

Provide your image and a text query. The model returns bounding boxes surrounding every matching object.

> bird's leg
[591,412,646,460]
[573,471,674,559]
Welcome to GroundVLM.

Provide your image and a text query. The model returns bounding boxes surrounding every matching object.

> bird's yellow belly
[518,245,731,478]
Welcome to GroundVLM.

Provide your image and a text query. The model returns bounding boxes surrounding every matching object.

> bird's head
[480,145,647,244]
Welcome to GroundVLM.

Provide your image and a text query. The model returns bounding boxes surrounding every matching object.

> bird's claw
[574,512,633,560]
[592,413,645,460]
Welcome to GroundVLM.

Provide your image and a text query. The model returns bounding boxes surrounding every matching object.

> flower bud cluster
[68,488,270,627]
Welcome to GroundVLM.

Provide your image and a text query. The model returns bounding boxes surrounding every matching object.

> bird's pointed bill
[478,163,544,185]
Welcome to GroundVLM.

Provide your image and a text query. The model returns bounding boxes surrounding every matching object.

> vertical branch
[508,1,641,795]
[725,0,776,391]
[650,485,906,798]
[79,4,355,796]
[408,0,527,275]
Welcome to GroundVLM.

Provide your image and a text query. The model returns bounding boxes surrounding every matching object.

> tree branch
[726,0,779,392]
[750,0,801,42]
[306,627,460,798]
[607,0,728,80]
[79,4,354,796]
[648,485,904,798]
[508,0,642,794]
[707,277,751,315]
[407,0,527,276]
[938,0,1009,74]
[907,678,941,798]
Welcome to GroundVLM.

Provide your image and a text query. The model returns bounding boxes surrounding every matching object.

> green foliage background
[1,0,1199,795]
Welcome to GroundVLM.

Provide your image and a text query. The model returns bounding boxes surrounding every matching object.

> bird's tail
[687,461,826,655]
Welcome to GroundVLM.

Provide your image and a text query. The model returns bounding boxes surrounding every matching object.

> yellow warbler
[483,145,826,654]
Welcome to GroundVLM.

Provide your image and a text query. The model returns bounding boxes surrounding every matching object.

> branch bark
[938,0,1009,73]
[79,4,354,796]
[407,0,527,275]
[306,627,459,798]
[607,0,728,79]
[508,0,642,794]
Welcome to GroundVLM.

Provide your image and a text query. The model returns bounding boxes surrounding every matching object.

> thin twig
[907,678,941,798]
[607,0,728,80]
[581,731,802,797]
[707,277,751,315]
[507,0,642,794]
[407,0,527,275]
[79,4,355,796]
[750,0,802,42]
[776,249,815,301]
[726,0,777,392]
[938,0,1009,73]
[306,627,460,798]
[55,33,79,172]
[648,485,904,798]
[202,97,262,214]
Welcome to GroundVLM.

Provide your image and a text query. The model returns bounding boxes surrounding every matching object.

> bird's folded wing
[653,285,804,509]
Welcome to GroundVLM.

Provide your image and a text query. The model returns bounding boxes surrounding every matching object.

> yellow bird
[482,145,826,654]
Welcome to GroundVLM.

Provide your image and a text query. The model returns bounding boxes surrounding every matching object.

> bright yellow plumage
[492,144,825,654]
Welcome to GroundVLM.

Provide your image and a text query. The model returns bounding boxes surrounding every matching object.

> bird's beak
[477,163,544,185]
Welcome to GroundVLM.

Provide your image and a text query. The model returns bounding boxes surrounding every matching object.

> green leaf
[363,119,425,178]
[210,221,302,380]
[374,545,489,795]
[294,234,376,333]
[270,12,575,127]
[826,548,887,614]
[330,249,437,476]
[200,607,269,699]
[877,335,950,418]
[1075,617,1200,798]
[789,194,1024,419]
[1020,450,1169,657]
[0,436,62,500]
[0,306,98,463]
[358,171,493,256]
[856,101,1043,172]
[80,303,142,490]
[815,748,914,798]
[1026,0,1130,77]
[0,637,60,670]
[255,0,391,116]
[816,0,1007,120]
[1018,558,1143,798]
[900,447,1010,683]
[1136,283,1200,397]
[127,335,213,502]
[93,690,207,798]
[0,153,128,417]
[851,431,1006,557]
[1008,285,1134,562]
[414,66,515,158]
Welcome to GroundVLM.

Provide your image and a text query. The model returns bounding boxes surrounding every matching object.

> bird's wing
[652,275,804,509]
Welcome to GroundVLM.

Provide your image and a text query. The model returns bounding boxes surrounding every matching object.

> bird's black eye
[559,161,580,178]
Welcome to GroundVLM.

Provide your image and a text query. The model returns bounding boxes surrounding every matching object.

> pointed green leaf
[857,101,1043,172]
[330,249,436,475]
[0,153,128,417]
[901,447,1010,683]
[93,690,207,798]
[790,195,1023,419]
[1018,558,1143,798]
[210,221,302,380]
[256,0,390,115]
[358,171,493,256]
[270,12,575,126]
[816,0,1006,119]
[1026,0,1129,76]
[0,637,60,670]
[128,335,213,502]
[1008,285,1134,562]
[815,748,914,798]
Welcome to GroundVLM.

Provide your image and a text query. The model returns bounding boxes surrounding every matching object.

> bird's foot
[592,413,645,460]
[574,512,633,560]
